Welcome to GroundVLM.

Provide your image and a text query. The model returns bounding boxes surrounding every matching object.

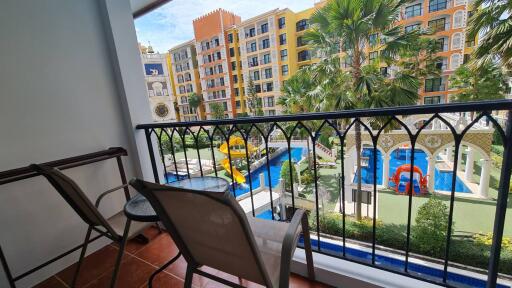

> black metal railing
[137,100,512,288]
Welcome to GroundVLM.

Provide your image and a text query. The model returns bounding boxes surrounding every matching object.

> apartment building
[396,0,476,104]
[193,9,241,119]
[169,40,203,121]
[139,44,177,122]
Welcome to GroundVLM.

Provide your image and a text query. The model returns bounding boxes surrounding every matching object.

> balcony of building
[2,1,512,288]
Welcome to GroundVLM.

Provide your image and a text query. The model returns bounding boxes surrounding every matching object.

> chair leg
[301,213,315,281]
[71,226,93,288]
[184,265,194,288]
[110,219,131,288]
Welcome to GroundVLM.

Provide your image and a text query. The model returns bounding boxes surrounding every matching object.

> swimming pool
[167,148,306,197]
[354,148,471,193]
[298,237,509,288]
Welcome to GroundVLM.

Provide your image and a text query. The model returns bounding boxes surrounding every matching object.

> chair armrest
[279,209,315,287]
[95,184,130,208]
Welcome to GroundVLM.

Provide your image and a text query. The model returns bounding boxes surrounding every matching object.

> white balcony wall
[0,0,154,286]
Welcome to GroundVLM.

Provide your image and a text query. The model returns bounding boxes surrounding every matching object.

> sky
[134,0,317,53]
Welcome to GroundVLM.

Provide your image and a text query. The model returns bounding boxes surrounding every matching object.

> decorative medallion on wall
[154,103,169,118]
[380,135,394,149]
[424,135,442,149]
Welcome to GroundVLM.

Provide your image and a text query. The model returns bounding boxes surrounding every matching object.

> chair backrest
[130,178,272,287]
[30,164,115,235]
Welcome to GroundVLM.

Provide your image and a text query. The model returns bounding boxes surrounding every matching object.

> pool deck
[238,189,280,215]
[435,157,483,199]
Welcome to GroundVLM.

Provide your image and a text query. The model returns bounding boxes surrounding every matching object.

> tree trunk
[306,137,312,169]
[355,122,363,221]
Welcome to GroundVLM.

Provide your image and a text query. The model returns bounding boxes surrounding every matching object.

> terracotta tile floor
[34,226,330,288]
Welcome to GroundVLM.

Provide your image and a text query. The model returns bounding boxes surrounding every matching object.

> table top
[124,177,230,222]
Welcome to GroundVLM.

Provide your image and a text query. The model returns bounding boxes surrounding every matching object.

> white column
[382,154,390,188]
[457,147,463,171]
[478,158,491,198]
[446,147,453,161]
[259,173,266,190]
[344,154,354,202]
[464,147,475,182]
[428,155,436,192]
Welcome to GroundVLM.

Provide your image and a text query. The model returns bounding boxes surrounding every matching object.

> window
[253,71,260,81]
[222,101,228,111]
[279,33,287,45]
[369,33,378,46]
[265,82,273,92]
[216,51,221,60]
[453,10,465,28]
[298,50,310,62]
[264,68,272,79]
[217,64,223,73]
[219,77,225,86]
[425,78,444,92]
[380,67,388,77]
[265,96,275,107]
[451,32,462,49]
[233,75,238,84]
[405,3,422,18]
[261,23,268,34]
[278,17,286,29]
[205,42,210,50]
[249,28,256,37]
[450,53,461,70]
[250,57,258,67]
[435,59,446,70]
[463,54,470,64]
[429,0,447,12]
[263,54,271,64]
[465,37,475,47]
[424,96,441,104]
[404,24,420,33]
[228,33,233,43]
[369,51,378,61]
[428,18,447,32]
[297,36,306,47]
[282,65,289,76]
[231,61,236,70]
[436,37,447,51]
[296,19,309,32]
[280,49,288,61]
[236,100,241,108]
[234,88,239,97]
[178,75,184,83]
[261,39,270,49]
[214,38,220,47]
[255,84,261,93]
[229,47,235,57]
[250,42,257,52]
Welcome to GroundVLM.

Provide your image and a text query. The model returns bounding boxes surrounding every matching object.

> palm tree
[305,0,422,220]
[187,92,204,120]
[467,0,512,69]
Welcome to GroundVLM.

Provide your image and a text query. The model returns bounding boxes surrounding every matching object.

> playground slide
[221,158,246,184]
[218,137,258,158]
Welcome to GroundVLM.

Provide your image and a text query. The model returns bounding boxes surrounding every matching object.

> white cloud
[135,0,315,52]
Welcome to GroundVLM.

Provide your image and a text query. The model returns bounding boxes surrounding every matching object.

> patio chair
[130,178,315,288]
[30,164,150,288]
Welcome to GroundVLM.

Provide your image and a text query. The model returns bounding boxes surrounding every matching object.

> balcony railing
[137,100,512,288]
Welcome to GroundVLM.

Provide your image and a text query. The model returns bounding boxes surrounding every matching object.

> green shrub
[412,198,450,257]
[280,161,298,191]
[301,170,315,185]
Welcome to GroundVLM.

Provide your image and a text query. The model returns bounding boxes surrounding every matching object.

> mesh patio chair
[130,178,315,288]
[30,164,151,288]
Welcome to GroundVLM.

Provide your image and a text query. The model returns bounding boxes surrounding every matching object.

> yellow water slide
[221,159,246,184]
[218,136,258,184]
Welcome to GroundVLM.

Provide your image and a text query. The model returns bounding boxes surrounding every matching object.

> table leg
[134,234,150,244]
[148,251,182,288]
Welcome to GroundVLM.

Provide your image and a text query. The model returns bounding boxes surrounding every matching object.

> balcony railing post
[486,111,512,288]
[144,128,160,183]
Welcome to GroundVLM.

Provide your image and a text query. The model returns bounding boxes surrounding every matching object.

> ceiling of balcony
[131,0,172,18]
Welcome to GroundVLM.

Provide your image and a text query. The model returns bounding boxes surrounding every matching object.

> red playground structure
[389,164,428,195]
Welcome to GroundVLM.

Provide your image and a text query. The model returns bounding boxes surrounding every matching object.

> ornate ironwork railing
[137,100,512,288]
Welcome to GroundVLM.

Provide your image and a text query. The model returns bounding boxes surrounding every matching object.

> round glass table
[123,176,230,287]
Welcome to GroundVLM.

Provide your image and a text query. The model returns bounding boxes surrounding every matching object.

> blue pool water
[167,148,305,197]
[298,238,509,288]
[355,148,471,193]
[256,210,273,220]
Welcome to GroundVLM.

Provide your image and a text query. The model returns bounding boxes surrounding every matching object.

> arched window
[454,0,465,6]
[450,53,461,70]
[151,82,163,96]
[451,32,462,50]
[453,11,465,29]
